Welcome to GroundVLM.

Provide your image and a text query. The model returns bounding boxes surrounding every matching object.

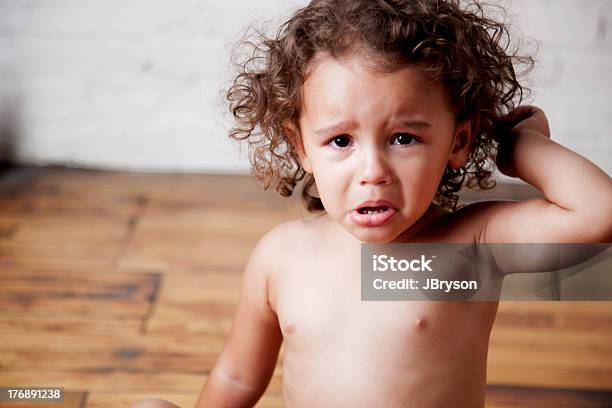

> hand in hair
[495,105,550,177]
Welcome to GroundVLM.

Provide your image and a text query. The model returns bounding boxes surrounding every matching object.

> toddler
[134,0,612,407]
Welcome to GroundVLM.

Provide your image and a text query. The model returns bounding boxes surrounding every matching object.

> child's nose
[358,147,392,186]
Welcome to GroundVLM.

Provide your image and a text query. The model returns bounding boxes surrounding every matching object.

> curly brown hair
[226,0,534,212]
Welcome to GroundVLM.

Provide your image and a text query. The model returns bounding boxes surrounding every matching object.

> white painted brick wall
[0,0,610,175]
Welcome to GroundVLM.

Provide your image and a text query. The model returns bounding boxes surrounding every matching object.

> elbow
[571,181,612,242]
[194,367,260,408]
[574,221,612,244]
[214,366,258,395]
[594,196,612,242]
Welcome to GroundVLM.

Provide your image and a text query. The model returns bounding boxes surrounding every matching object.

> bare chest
[274,247,498,354]
[273,248,497,407]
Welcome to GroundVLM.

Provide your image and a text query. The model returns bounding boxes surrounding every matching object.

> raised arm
[195,229,283,408]
[475,106,612,274]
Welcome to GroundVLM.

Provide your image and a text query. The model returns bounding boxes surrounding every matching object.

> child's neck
[392,203,449,243]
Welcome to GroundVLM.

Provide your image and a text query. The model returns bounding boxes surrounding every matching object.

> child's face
[294,54,473,242]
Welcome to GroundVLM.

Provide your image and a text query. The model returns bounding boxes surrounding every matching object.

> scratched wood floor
[0,166,611,408]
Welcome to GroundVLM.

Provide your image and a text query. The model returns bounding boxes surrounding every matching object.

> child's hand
[494,105,550,139]
[494,105,550,178]
[503,105,550,137]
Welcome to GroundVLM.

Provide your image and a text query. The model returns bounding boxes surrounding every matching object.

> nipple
[284,321,295,334]
[414,316,427,330]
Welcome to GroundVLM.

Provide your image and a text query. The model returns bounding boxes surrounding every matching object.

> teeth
[358,206,390,215]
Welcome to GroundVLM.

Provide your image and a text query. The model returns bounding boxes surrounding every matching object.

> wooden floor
[0,166,611,408]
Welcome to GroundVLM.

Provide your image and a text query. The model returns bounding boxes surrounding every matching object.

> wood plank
[0,167,43,194]
[10,228,125,246]
[0,370,283,395]
[18,167,304,216]
[144,271,240,338]
[485,384,612,408]
[119,207,299,272]
[84,391,284,408]
[489,347,612,371]
[0,270,158,318]
[0,214,130,235]
[0,333,223,373]
[0,194,140,217]
[0,242,122,259]
[497,301,612,317]
[145,303,235,340]
[135,207,299,238]
[120,233,256,272]
[0,214,131,260]
[489,302,612,390]
[0,168,142,217]
[0,370,205,393]
[0,315,142,336]
[0,221,17,240]
[17,168,302,212]
[490,326,612,353]
[0,257,115,273]
[487,364,612,390]
[495,301,612,331]
[86,392,196,408]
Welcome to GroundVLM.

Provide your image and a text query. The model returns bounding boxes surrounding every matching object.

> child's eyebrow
[314,119,432,136]
[314,119,357,136]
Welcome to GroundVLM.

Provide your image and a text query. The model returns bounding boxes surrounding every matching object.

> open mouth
[357,206,390,215]
[352,204,397,227]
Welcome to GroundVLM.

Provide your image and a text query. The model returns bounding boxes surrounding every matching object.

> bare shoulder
[253,213,328,309]
[257,212,326,255]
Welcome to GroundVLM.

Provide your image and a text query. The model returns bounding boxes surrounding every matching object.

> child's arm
[474,106,612,273]
[194,231,283,407]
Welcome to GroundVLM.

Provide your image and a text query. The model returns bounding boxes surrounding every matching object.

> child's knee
[129,398,181,408]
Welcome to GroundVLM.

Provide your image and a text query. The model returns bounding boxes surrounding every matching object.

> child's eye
[391,133,419,145]
[328,135,352,148]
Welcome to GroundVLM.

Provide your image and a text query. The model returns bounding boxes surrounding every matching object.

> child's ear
[283,121,313,173]
[447,114,479,169]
